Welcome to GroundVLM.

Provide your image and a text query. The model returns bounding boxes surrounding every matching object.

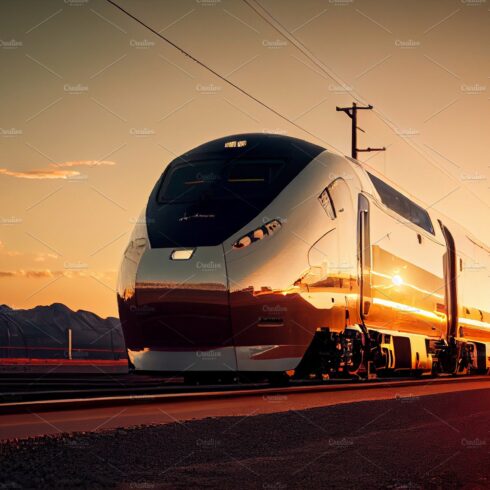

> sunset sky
[1,0,489,318]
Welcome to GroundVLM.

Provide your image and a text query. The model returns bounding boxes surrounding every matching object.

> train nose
[129,245,236,372]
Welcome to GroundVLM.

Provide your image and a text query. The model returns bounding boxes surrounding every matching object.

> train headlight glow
[233,219,282,250]
[170,249,195,260]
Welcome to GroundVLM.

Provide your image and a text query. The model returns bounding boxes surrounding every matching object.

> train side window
[318,187,336,219]
[367,172,434,235]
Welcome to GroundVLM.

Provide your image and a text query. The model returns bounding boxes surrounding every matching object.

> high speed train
[117,133,490,382]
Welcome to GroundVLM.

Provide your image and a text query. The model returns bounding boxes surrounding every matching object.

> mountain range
[0,303,125,359]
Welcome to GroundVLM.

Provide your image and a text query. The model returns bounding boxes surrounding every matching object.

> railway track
[1,373,489,415]
[3,377,490,486]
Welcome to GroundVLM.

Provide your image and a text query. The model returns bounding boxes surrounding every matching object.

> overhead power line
[104,0,487,211]
[242,0,489,210]
[104,0,343,154]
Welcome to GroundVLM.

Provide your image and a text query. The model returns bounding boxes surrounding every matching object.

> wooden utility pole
[336,103,386,160]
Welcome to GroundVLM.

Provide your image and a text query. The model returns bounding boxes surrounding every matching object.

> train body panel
[364,194,447,339]
[452,228,490,343]
[117,133,490,377]
[223,151,361,371]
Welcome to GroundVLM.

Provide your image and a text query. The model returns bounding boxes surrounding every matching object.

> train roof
[173,133,326,164]
[346,156,490,258]
[162,132,488,255]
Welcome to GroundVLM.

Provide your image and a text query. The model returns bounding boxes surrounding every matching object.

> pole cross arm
[335,102,385,159]
[357,147,386,153]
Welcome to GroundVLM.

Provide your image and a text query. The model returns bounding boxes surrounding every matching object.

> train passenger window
[367,172,434,235]
[318,187,336,219]
[319,178,350,220]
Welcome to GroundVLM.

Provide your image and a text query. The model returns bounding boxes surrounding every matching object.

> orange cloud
[24,269,59,278]
[0,270,63,278]
[0,160,116,179]
[0,168,79,179]
[0,269,116,279]
[51,160,116,168]
[0,271,16,277]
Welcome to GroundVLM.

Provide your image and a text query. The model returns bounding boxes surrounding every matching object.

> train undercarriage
[293,326,489,383]
[162,327,489,386]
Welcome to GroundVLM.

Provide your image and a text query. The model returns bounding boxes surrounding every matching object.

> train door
[304,178,358,331]
[326,178,358,326]
[367,201,446,337]
[327,179,356,275]
[357,194,371,324]
[439,221,458,341]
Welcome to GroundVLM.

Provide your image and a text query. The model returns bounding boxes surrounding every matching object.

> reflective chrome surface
[118,137,490,374]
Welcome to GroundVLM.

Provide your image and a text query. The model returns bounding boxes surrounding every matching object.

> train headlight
[233,219,282,249]
[170,249,195,260]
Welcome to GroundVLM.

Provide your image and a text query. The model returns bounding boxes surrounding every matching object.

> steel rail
[1,375,489,415]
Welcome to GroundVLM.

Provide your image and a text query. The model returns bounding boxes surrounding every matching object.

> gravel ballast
[1,389,489,489]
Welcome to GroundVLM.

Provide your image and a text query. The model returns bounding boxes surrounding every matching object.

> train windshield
[158,160,285,203]
[146,134,325,248]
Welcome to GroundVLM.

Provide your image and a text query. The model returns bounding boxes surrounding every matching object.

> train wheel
[126,351,135,372]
